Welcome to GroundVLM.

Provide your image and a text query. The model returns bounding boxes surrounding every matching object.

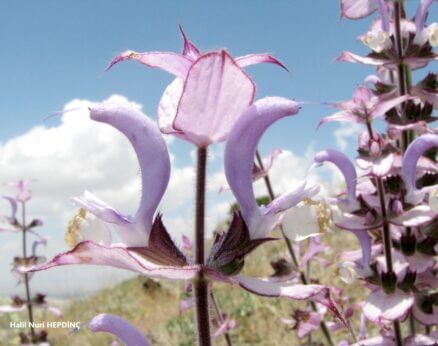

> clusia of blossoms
[0,181,61,346]
[30,28,347,345]
[312,0,437,345]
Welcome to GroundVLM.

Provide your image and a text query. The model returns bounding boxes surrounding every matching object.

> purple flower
[402,134,438,205]
[340,0,379,20]
[224,97,319,239]
[319,86,411,127]
[107,27,287,147]
[314,149,359,212]
[89,314,151,346]
[30,101,343,315]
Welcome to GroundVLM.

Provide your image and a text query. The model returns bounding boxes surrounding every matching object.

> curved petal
[235,53,288,71]
[363,289,414,323]
[405,333,438,346]
[415,0,436,33]
[89,103,171,245]
[2,196,17,221]
[179,25,201,60]
[314,149,359,211]
[351,336,396,346]
[106,50,192,79]
[340,0,378,20]
[348,229,372,267]
[412,303,438,326]
[89,314,150,346]
[174,50,256,146]
[402,134,438,204]
[224,97,301,238]
[30,241,198,280]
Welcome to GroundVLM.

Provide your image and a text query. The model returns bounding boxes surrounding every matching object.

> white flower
[362,30,392,53]
[414,22,438,47]
[282,200,330,242]
[65,209,112,247]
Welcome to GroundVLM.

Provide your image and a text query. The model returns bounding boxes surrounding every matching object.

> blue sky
[0,1,435,296]
[0,0,381,157]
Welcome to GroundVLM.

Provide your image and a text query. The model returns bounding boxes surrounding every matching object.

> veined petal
[174,50,255,146]
[179,25,201,60]
[106,50,192,79]
[314,149,359,211]
[30,241,199,280]
[235,53,288,71]
[157,78,190,140]
[224,97,301,237]
[90,103,171,245]
[363,289,414,322]
[340,0,378,20]
[348,229,372,267]
[370,95,411,119]
[402,134,438,204]
[353,86,372,107]
[89,314,150,346]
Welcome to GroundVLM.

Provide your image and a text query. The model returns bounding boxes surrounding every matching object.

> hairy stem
[210,291,232,346]
[22,202,35,339]
[194,147,211,346]
[376,178,403,346]
[255,150,335,346]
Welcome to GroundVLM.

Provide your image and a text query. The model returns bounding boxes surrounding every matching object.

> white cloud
[334,123,363,151]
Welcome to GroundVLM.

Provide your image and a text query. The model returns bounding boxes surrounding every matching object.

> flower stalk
[21,202,35,339]
[255,150,335,346]
[194,147,212,346]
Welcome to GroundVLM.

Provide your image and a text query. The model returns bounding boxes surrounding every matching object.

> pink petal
[174,50,255,146]
[157,78,186,138]
[351,336,396,346]
[363,289,414,323]
[335,213,383,231]
[318,110,362,128]
[340,0,378,19]
[391,205,436,227]
[235,53,288,71]
[106,50,192,79]
[31,241,199,280]
[336,51,387,66]
[179,25,201,60]
[405,333,438,346]
[370,95,412,119]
